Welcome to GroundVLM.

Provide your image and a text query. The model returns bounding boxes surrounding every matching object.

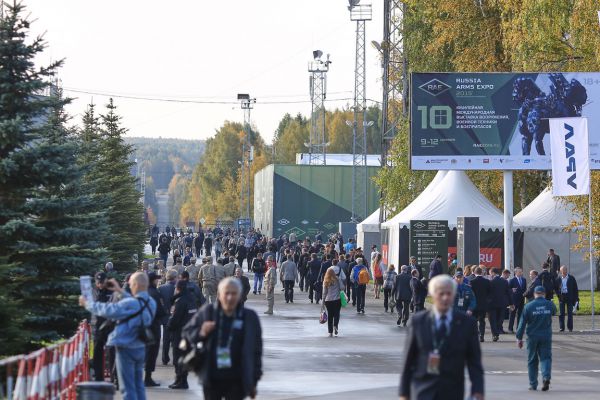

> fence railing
[0,321,91,400]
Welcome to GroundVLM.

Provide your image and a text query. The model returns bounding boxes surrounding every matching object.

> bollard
[76,382,115,400]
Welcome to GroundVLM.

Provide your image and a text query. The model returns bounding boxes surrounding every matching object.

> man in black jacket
[167,280,198,389]
[394,265,413,327]
[488,268,514,342]
[538,263,555,300]
[470,266,491,342]
[556,265,579,332]
[145,272,167,387]
[399,275,484,400]
[428,255,443,279]
[297,248,310,292]
[158,270,177,365]
[183,277,263,400]
[410,269,427,312]
[91,272,113,381]
[524,270,541,302]
[307,253,322,304]
[546,249,561,276]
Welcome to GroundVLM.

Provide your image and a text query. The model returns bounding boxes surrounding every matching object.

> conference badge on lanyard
[216,346,232,369]
[427,350,441,375]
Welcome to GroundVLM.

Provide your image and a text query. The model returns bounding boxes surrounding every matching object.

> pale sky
[25,0,384,143]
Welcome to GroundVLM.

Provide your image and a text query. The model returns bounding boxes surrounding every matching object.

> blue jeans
[527,337,552,389]
[254,273,264,293]
[115,346,146,400]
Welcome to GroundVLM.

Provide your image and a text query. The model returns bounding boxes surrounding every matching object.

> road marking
[486,370,600,374]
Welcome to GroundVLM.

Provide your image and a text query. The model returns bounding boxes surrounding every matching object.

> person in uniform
[199,257,219,304]
[167,280,198,389]
[399,275,484,400]
[516,286,557,391]
[453,271,476,316]
[264,256,278,315]
[224,256,238,277]
[185,259,200,285]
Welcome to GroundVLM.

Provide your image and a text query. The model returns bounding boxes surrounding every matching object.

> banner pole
[589,171,595,331]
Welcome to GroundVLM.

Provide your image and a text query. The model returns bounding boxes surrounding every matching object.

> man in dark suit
[546,249,561,276]
[428,255,443,279]
[524,270,541,302]
[399,275,484,400]
[555,265,579,332]
[409,256,423,279]
[488,268,513,341]
[508,267,527,333]
[394,265,413,327]
[158,269,177,365]
[410,269,427,312]
[470,266,491,342]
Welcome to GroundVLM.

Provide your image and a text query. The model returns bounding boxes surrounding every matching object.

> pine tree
[0,1,64,354]
[95,99,146,272]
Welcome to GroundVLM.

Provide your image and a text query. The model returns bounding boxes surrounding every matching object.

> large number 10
[417,105,452,129]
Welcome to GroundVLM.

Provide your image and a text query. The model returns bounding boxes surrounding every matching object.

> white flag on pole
[549,117,590,196]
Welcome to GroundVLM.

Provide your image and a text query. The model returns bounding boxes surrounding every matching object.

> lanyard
[217,309,240,349]
[430,316,450,352]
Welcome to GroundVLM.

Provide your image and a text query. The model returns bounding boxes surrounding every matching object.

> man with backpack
[251,253,266,295]
[351,258,371,314]
[80,272,157,400]
[158,233,170,267]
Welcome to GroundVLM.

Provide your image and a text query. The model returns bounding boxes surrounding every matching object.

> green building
[254,164,380,238]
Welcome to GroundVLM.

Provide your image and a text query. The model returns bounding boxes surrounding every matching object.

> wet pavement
[137,281,600,400]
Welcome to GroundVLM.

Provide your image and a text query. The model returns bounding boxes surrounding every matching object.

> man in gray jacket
[280,254,299,303]
[394,265,413,327]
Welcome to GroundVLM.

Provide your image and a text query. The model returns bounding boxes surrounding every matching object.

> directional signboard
[410,220,448,276]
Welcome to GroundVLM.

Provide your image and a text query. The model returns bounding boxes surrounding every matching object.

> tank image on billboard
[410,72,599,170]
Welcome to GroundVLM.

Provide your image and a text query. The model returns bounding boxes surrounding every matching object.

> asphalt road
[138,281,600,400]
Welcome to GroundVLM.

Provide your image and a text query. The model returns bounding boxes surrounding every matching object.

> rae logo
[564,123,577,189]
[418,79,451,96]
[414,222,426,229]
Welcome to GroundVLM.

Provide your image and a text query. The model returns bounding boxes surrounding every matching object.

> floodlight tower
[348,0,372,222]
[378,0,408,222]
[307,50,332,165]
[238,93,256,221]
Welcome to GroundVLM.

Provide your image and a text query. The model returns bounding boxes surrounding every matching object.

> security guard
[516,286,557,392]
[453,271,477,315]
[167,280,198,390]
[198,257,219,304]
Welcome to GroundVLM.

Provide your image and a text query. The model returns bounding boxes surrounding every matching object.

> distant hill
[125,137,205,189]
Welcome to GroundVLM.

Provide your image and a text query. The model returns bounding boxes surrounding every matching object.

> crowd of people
[83,221,582,399]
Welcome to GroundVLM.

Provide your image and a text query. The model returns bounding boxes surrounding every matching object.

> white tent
[381,171,506,269]
[356,207,381,250]
[515,188,593,289]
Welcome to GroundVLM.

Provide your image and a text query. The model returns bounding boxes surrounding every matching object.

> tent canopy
[382,171,506,230]
[514,187,580,232]
[357,208,381,233]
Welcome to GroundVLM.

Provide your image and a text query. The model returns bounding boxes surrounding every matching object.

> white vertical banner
[549,117,590,196]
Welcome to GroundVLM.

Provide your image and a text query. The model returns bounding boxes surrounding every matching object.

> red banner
[448,247,502,268]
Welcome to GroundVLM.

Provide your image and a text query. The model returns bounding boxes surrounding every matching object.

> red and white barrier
[0,321,91,400]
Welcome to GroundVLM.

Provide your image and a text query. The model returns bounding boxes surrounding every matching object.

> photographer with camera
[80,272,157,400]
[182,277,263,400]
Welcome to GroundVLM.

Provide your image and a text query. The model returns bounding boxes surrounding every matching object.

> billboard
[410,72,598,170]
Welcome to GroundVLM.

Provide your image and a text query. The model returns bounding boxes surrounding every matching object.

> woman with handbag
[322,268,343,337]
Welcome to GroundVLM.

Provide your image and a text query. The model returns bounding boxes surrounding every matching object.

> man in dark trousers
[167,280,198,389]
[408,256,423,279]
[158,269,177,365]
[307,253,322,304]
[489,268,514,341]
[537,263,555,301]
[555,265,579,332]
[399,275,484,400]
[145,272,167,387]
[516,286,557,391]
[91,272,113,381]
[410,269,427,312]
[428,255,443,279]
[470,266,491,342]
[394,265,413,327]
[546,249,561,276]
[508,267,527,333]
